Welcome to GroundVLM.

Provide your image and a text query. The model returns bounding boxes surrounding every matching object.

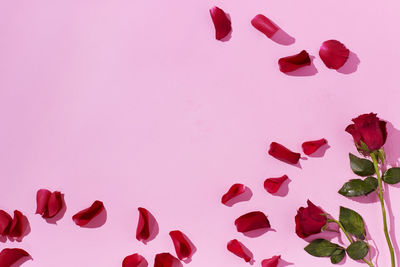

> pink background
[1,0,400,266]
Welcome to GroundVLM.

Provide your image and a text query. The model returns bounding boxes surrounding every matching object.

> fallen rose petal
[221,183,246,205]
[0,248,30,267]
[264,175,288,194]
[268,142,301,164]
[278,50,311,73]
[72,200,104,226]
[169,230,194,261]
[251,14,279,38]
[136,207,156,243]
[261,255,281,267]
[227,239,252,262]
[0,210,12,236]
[154,253,182,267]
[319,40,350,69]
[9,211,25,238]
[235,211,270,233]
[46,191,63,218]
[302,138,327,156]
[35,189,51,216]
[122,253,148,267]
[209,6,232,40]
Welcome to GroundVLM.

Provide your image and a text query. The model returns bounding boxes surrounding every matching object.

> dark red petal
[0,248,30,267]
[169,230,194,261]
[295,200,327,238]
[209,6,232,40]
[136,207,154,243]
[235,211,270,233]
[345,124,362,146]
[36,189,51,216]
[319,40,350,69]
[0,210,12,236]
[72,200,104,226]
[46,191,63,218]
[251,14,279,38]
[261,255,281,267]
[301,138,327,156]
[268,142,301,164]
[380,120,387,144]
[227,239,253,262]
[122,253,148,267]
[9,210,25,238]
[221,183,246,205]
[264,175,288,194]
[278,50,311,73]
[154,253,182,267]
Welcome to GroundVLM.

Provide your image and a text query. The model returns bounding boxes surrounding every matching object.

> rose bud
[268,142,301,164]
[295,200,327,238]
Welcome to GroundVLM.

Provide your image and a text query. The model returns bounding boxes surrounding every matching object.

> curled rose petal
[169,230,195,261]
[47,191,63,218]
[295,200,327,238]
[235,211,270,233]
[264,175,288,194]
[227,239,253,262]
[0,248,30,267]
[319,40,349,69]
[9,210,25,238]
[209,6,232,40]
[268,142,301,164]
[0,210,12,236]
[278,50,311,73]
[154,253,182,267]
[261,255,281,267]
[72,200,104,226]
[136,207,157,243]
[122,253,148,267]
[302,138,327,156]
[35,189,51,216]
[36,189,64,218]
[251,14,279,38]
[221,183,246,205]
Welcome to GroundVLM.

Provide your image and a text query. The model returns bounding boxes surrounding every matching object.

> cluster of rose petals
[209,6,231,40]
[295,200,327,238]
[227,239,253,262]
[302,138,327,155]
[262,255,281,267]
[278,50,311,73]
[0,248,30,267]
[122,253,148,267]
[235,211,271,233]
[72,200,104,226]
[36,189,63,219]
[0,210,27,239]
[264,175,289,194]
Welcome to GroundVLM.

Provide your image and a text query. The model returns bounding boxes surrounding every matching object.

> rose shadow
[45,194,67,225]
[284,56,318,77]
[270,28,295,46]
[80,208,107,229]
[308,144,330,158]
[271,178,290,197]
[219,13,232,42]
[384,122,400,167]
[345,192,380,204]
[242,227,276,238]
[383,183,400,264]
[182,235,197,264]
[10,254,33,267]
[141,211,159,244]
[278,258,294,267]
[337,51,360,74]
[224,187,253,207]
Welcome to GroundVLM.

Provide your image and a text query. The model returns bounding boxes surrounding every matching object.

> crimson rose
[295,200,327,238]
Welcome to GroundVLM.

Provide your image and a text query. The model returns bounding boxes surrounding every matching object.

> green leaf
[349,153,375,176]
[338,177,378,197]
[304,239,340,257]
[330,248,346,264]
[346,241,369,260]
[339,206,365,237]
[383,167,400,184]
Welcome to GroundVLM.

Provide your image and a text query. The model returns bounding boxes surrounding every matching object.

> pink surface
[0,0,400,266]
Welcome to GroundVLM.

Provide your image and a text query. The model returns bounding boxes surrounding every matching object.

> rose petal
[235,211,270,233]
[209,6,232,41]
[9,210,25,238]
[136,207,156,243]
[261,255,281,267]
[122,253,148,267]
[301,138,327,156]
[0,210,12,236]
[221,183,246,205]
[264,175,288,194]
[169,230,194,261]
[278,50,311,73]
[319,40,349,69]
[268,142,301,164]
[154,253,182,267]
[72,200,104,226]
[46,191,63,218]
[295,200,327,238]
[0,248,30,267]
[35,189,51,216]
[227,239,253,262]
[251,14,279,38]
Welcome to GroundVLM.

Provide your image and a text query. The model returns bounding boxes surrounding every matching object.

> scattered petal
[302,138,327,156]
[251,14,279,38]
[9,210,25,238]
[221,184,246,205]
[0,210,12,236]
[261,255,281,267]
[278,50,311,73]
[264,175,289,194]
[35,189,51,216]
[0,248,30,267]
[47,191,63,218]
[169,230,195,261]
[209,6,232,40]
[154,253,182,267]
[227,239,253,262]
[136,207,156,243]
[122,253,148,267]
[235,211,271,233]
[319,40,350,69]
[268,142,301,164]
[72,200,104,227]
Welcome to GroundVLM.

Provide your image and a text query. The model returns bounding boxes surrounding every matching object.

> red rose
[345,113,387,151]
[295,200,327,238]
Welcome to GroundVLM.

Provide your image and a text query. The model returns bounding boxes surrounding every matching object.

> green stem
[370,152,396,267]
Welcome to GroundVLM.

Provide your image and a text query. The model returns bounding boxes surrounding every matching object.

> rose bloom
[295,200,327,238]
